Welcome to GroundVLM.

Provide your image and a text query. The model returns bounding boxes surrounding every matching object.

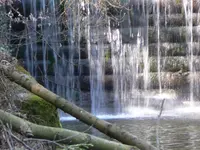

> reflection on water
[114,118,200,150]
[62,116,200,150]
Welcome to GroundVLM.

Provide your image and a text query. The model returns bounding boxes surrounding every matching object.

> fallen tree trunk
[0,109,138,150]
[0,63,157,150]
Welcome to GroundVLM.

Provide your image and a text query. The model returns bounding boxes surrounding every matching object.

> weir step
[35,71,200,92]
[26,56,200,76]
[78,89,178,103]
[108,0,199,16]
[16,42,200,62]
[114,13,200,28]
[120,26,200,44]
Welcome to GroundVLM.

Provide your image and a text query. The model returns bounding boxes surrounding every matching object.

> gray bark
[0,109,138,150]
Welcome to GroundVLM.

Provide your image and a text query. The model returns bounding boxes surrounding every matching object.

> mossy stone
[15,65,61,127]
[21,94,61,128]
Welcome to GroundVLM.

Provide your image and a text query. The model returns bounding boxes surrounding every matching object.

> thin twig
[9,132,33,150]
[23,138,64,149]
[2,125,14,150]
[156,99,165,150]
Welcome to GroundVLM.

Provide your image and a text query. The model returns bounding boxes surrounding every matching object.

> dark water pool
[62,116,200,150]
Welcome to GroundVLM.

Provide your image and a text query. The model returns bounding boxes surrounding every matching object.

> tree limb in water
[0,62,157,150]
[158,99,165,118]
[0,109,138,150]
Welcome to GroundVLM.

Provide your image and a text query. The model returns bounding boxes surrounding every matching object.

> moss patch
[21,94,61,128]
[176,0,181,4]
[105,49,111,62]
[15,65,61,127]
[16,65,31,75]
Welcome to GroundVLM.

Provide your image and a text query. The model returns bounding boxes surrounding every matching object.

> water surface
[62,107,200,150]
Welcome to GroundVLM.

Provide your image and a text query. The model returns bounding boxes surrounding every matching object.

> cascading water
[183,0,194,105]
[86,2,105,115]
[39,0,59,91]
[156,0,162,94]
[110,1,153,114]
[24,0,37,77]
[17,0,200,118]
[22,0,59,91]
[143,0,150,108]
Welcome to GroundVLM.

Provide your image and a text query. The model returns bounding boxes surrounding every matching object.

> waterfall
[143,0,150,107]
[110,1,152,113]
[87,2,106,115]
[156,0,162,93]
[24,0,37,77]
[111,28,123,113]
[183,0,194,105]
[16,0,200,118]
[23,0,81,104]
